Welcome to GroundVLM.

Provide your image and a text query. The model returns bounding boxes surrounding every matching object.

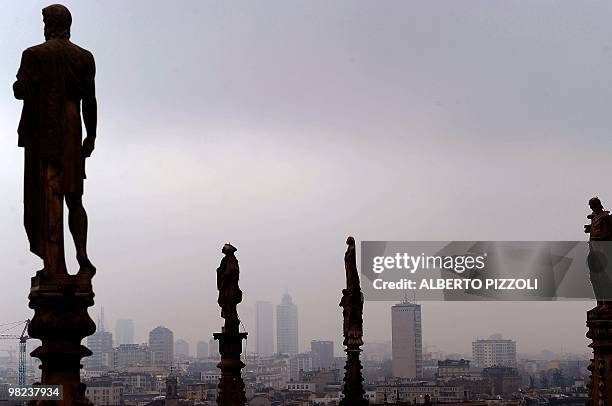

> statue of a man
[344,236,360,292]
[340,236,364,347]
[216,243,242,333]
[13,4,97,275]
[585,197,612,307]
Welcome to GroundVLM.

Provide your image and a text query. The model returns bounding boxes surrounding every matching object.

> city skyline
[86,301,590,363]
[0,0,604,359]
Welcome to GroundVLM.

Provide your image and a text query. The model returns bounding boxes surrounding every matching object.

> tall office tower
[149,326,174,366]
[209,338,220,358]
[115,319,135,346]
[472,334,517,368]
[311,340,334,370]
[86,312,113,371]
[174,339,190,358]
[196,340,209,358]
[276,293,299,355]
[86,330,113,371]
[256,301,274,357]
[391,299,423,378]
[83,308,113,371]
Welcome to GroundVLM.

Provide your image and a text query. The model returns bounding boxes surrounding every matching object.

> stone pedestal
[587,306,612,405]
[213,331,247,406]
[340,347,368,406]
[28,271,96,405]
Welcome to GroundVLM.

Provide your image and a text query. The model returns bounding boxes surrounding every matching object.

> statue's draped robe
[216,254,243,332]
[14,38,95,261]
[341,243,364,346]
[588,211,612,302]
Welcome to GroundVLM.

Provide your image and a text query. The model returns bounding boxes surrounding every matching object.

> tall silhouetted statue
[217,244,242,333]
[585,197,612,307]
[584,197,612,405]
[214,244,247,406]
[14,4,97,276]
[339,236,368,406]
[13,5,97,404]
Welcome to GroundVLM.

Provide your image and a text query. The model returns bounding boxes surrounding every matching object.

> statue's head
[222,243,237,255]
[590,196,603,212]
[346,236,355,246]
[42,4,72,40]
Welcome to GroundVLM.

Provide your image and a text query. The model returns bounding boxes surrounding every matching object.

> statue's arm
[82,52,97,157]
[13,50,37,100]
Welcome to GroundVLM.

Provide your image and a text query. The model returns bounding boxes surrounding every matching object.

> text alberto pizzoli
[370,253,538,291]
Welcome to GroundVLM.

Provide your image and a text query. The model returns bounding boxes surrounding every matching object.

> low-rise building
[112,344,153,369]
[482,366,521,397]
[84,377,124,405]
[286,382,317,392]
[438,359,470,379]
[374,382,468,404]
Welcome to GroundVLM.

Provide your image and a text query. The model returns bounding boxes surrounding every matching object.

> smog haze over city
[3,0,612,359]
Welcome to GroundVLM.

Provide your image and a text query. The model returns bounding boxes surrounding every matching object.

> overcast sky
[2,0,612,358]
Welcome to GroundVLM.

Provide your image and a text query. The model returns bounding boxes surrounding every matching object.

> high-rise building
[391,299,423,378]
[256,301,274,357]
[209,338,220,359]
[276,293,299,355]
[196,340,209,358]
[311,340,334,370]
[174,339,190,358]
[149,326,174,366]
[115,319,135,346]
[86,330,113,371]
[472,335,517,368]
[86,309,113,371]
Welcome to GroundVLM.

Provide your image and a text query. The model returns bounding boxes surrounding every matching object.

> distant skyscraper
[311,340,334,370]
[256,301,274,357]
[86,311,113,371]
[392,299,423,378]
[472,335,517,368]
[149,326,174,366]
[276,293,299,355]
[174,339,190,358]
[196,340,209,358]
[115,319,135,346]
[209,338,220,358]
[86,330,113,371]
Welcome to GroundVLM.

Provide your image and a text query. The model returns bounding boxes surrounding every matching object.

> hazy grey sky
[2,0,612,357]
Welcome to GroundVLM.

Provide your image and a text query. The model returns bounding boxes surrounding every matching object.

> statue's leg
[43,161,67,274]
[65,192,95,274]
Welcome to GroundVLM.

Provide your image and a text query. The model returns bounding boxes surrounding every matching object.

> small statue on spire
[339,236,368,405]
[216,243,242,333]
[214,243,247,406]
[340,236,364,347]
[585,197,612,308]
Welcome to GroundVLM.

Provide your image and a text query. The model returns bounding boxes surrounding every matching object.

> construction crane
[0,319,30,385]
